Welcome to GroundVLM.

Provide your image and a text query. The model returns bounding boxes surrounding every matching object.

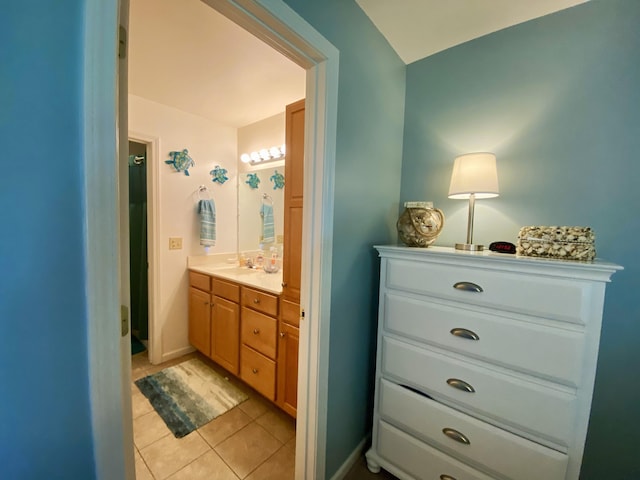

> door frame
[128,133,162,365]
[84,0,338,478]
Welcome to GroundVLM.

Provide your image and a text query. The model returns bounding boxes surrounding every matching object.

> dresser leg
[365,450,381,473]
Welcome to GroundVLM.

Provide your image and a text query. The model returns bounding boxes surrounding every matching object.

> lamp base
[455,243,484,252]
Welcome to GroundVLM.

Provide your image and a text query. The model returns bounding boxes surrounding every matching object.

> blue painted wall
[400,1,640,478]
[0,1,96,479]
[281,1,406,476]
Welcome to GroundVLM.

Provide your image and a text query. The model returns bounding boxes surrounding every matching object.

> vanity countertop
[189,263,283,295]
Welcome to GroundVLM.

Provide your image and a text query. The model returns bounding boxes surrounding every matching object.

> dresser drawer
[212,277,240,303]
[377,420,495,480]
[382,337,576,446]
[378,380,568,480]
[386,258,589,324]
[241,286,279,317]
[240,345,276,400]
[384,293,584,386]
[241,307,277,359]
[189,271,211,291]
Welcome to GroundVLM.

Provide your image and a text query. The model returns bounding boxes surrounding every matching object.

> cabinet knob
[446,378,475,393]
[252,368,258,374]
[280,332,286,338]
[203,301,209,305]
[450,328,480,341]
[253,328,260,335]
[442,428,470,445]
[440,476,457,480]
[453,281,483,293]
[281,282,287,287]
[253,298,260,304]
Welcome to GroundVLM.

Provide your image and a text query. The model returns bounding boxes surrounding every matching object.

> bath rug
[135,358,248,438]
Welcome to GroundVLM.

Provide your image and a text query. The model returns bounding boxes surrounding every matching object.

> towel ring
[197,185,212,200]
[262,193,273,206]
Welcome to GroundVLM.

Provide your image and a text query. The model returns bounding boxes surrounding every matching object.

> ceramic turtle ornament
[165,149,194,176]
[270,170,285,190]
[210,165,229,185]
[245,173,260,189]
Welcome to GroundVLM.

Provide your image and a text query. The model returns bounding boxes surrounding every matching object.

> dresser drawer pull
[442,428,470,445]
[253,298,260,304]
[453,281,483,293]
[253,328,260,335]
[449,328,480,341]
[440,476,457,480]
[446,378,475,393]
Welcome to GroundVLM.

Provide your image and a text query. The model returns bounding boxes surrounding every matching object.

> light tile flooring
[131,351,296,480]
[131,350,398,480]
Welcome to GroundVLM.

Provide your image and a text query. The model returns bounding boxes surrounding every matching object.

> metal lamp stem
[455,193,484,251]
[466,193,475,244]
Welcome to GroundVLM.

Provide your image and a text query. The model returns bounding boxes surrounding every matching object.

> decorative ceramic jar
[396,201,445,247]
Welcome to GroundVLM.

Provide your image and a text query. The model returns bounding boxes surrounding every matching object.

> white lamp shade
[448,152,499,199]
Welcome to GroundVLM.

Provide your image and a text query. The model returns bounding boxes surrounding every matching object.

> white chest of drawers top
[366,246,621,480]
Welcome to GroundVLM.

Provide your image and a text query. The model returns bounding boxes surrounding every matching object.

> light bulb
[240,153,251,163]
[250,152,260,162]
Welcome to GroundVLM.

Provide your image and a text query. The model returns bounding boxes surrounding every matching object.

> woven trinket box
[516,226,596,261]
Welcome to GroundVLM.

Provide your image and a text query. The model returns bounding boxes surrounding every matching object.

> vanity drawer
[212,277,240,303]
[189,271,211,292]
[378,379,568,480]
[384,292,584,386]
[385,258,588,324]
[241,307,277,359]
[382,337,576,446]
[240,345,276,400]
[242,286,279,317]
[377,421,494,480]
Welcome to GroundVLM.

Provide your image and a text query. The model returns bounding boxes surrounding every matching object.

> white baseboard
[329,436,370,480]
[161,345,195,363]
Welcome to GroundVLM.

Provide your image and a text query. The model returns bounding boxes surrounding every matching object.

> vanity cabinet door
[188,286,211,356]
[277,321,299,418]
[282,99,304,304]
[211,296,240,375]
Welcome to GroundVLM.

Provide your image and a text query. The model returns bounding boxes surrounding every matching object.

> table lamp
[448,152,499,251]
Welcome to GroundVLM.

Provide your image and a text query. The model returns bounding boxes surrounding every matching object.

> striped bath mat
[135,358,248,438]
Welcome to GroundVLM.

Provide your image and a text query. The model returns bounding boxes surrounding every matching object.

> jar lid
[404,201,433,208]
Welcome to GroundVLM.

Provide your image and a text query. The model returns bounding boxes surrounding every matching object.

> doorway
[128,140,149,355]
[84,1,339,478]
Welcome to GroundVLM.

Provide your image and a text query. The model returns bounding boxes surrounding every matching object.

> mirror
[238,164,285,252]
[237,112,286,255]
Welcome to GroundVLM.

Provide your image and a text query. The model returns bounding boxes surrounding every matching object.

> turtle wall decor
[165,149,194,176]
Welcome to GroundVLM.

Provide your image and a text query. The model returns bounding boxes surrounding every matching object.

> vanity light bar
[240,144,286,164]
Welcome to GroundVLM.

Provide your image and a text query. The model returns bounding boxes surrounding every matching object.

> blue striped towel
[260,204,275,243]
[198,199,216,247]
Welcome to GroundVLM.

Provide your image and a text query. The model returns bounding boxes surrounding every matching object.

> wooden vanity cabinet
[210,278,240,375]
[277,299,299,417]
[188,272,211,355]
[240,286,279,400]
[188,273,240,375]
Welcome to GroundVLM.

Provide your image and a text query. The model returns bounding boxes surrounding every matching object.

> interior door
[117,1,135,478]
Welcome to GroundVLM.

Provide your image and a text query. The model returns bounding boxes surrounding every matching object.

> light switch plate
[169,237,183,250]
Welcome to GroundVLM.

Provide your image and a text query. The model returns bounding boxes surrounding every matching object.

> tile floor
[131,351,398,480]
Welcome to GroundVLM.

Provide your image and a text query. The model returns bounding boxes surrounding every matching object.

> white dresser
[366,246,621,480]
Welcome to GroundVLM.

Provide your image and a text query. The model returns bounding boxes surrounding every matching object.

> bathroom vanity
[188,264,298,417]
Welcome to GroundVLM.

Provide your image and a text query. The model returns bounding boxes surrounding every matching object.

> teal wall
[281,1,406,476]
[0,1,96,478]
[400,1,640,478]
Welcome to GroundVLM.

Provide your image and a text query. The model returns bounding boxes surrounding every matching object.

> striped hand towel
[260,203,275,243]
[198,199,216,247]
